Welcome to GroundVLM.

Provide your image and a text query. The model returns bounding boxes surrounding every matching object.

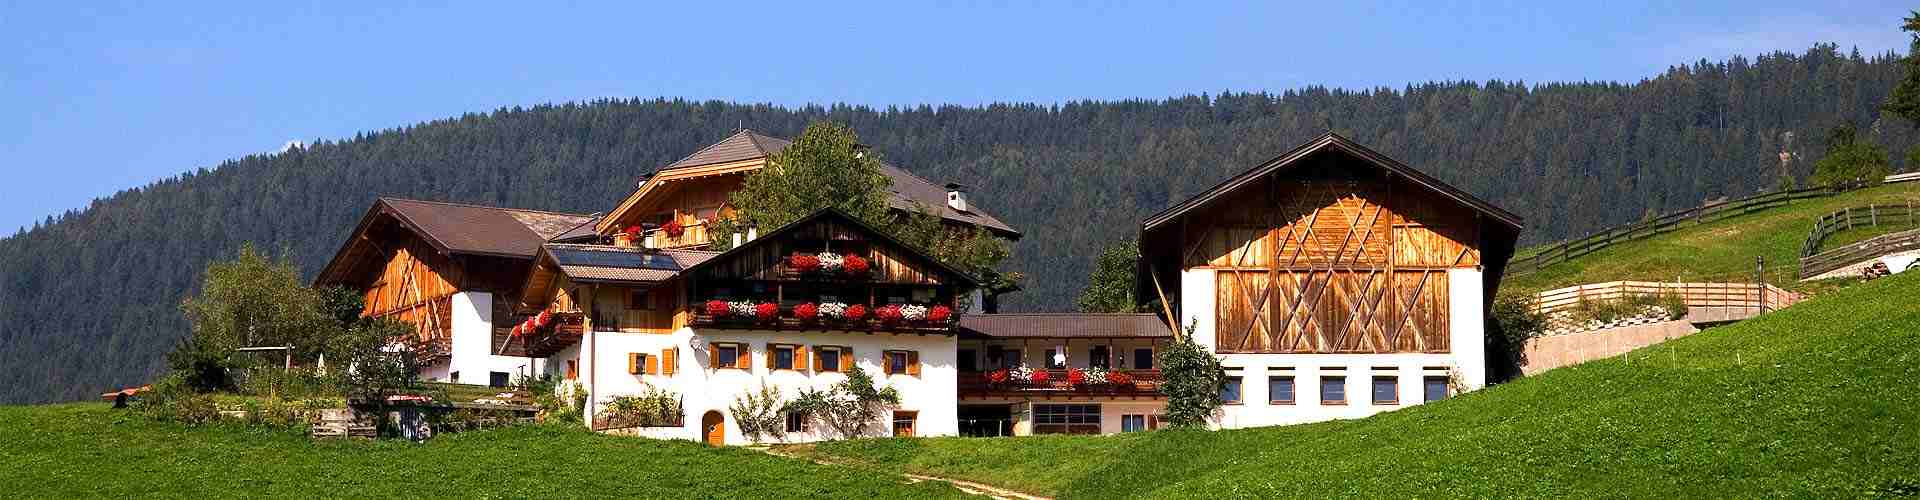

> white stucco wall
[1181,268,1485,429]
[573,327,958,445]
[446,292,545,386]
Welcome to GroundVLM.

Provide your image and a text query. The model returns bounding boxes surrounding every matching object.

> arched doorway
[701,410,725,446]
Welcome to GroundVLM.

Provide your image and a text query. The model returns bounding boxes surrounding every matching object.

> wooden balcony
[410,336,452,364]
[957,369,1166,400]
[493,312,585,358]
[646,222,709,249]
[688,310,956,335]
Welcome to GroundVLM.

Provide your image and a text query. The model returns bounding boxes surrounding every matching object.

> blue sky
[2,1,1914,233]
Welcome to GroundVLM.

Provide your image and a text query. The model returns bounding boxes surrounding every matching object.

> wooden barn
[1138,132,1522,428]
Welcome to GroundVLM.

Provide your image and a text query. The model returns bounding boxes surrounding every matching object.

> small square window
[1268,376,1295,404]
[1321,376,1347,405]
[1425,376,1450,402]
[1220,376,1243,404]
[785,412,808,433]
[1089,346,1111,369]
[1044,349,1064,369]
[1121,414,1148,432]
[1133,348,1154,370]
[892,411,917,437]
[887,351,910,374]
[717,345,739,369]
[774,346,795,370]
[818,349,842,372]
[627,289,651,310]
[1373,376,1398,405]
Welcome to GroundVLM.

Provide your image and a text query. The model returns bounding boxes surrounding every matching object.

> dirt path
[756,446,1051,500]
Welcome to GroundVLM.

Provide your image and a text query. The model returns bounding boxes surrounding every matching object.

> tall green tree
[1882,11,1920,126]
[1157,322,1226,429]
[1812,123,1891,187]
[1076,240,1140,313]
[178,244,336,362]
[719,122,893,239]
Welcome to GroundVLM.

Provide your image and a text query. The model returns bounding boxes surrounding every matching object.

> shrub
[785,368,898,439]
[1158,322,1225,429]
[729,384,786,443]
[1658,292,1689,320]
[521,373,586,426]
[600,386,684,428]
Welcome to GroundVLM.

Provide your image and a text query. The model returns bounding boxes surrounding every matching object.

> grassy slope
[793,271,1920,498]
[0,405,965,499]
[1505,183,1920,294]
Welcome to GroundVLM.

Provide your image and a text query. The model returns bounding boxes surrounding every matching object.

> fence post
[1872,204,1877,227]
[1755,256,1765,313]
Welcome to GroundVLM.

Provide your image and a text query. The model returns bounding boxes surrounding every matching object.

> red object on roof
[99,385,151,401]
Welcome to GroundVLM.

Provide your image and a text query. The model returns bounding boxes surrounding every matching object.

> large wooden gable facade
[1140,133,1522,355]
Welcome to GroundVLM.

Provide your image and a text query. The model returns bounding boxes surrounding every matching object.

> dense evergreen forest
[4,44,1917,404]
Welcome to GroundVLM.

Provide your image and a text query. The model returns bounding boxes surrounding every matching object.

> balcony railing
[957,369,1165,400]
[689,310,956,334]
[493,312,585,358]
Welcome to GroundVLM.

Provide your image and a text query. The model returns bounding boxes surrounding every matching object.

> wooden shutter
[662,347,677,376]
[645,354,659,375]
[796,345,810,372]
[840,347,854,372]
[883,351,894,375]
[735,345,750,369]
[906,351,920,376]
[766,344,777,369]
[708,344,718,369]
[811,346,824,372]
[627,353,640,374]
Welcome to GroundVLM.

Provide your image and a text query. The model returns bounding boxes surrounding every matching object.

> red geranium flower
[624,225,644,237]
[1108,371,1134,386]
[842,254,869,275]
[1030,370,1050,384]
[875,304,903,323]
[1066,368,1087,386]
[844,304,868,321]
[662,220,685,238]
[755,302,779,322]
[794,302,818,321]
[788,253,820,273]
[987,369,1009,384]
[705,299,729,317]
[927,305,952,322]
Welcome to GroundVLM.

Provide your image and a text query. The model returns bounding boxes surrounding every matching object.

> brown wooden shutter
[708,344,718,369]
[811,346,823,372]
[883,351,894,375]
[662,347,677,376]
[840,347,854,372]
[646,354,660,375]
[628,353,640,374]
[796,346,810,372]
[906,351,920,376]
[736,345,750,369]
[766,344,776,370]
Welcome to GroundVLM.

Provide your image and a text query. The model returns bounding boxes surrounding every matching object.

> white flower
[1083,367,1109,385]
[817,252,843,272]
[901,305,928,321]
[728,301,755,318]
[817,302,847,319]
[1010,365,1034,382]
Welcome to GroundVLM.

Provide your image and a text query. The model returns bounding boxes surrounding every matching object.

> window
[785,412,808,433]
[1032,404,1102,434]
[489,372,510,388]
[1003,349,1023,369]
[772,345,796,371]
[1121,414,1148,432]
[450,371,459,383]
[717,345,738,368]
[1089,345,1111,369]
[628,353,650,374]
[1425,376,1450,402]
[626,289,651,310]
[817,348,842,372]
[1220,376,1243,404]
[958,349,978,372]
[1044,348,1065,369]
[565,361,578,380]
[712,343,748,370]
[1373,376,1398,405]
[1268,376,1295,404]
[884,350,920,376]
[1133,348,1154,370]
[892,411,917,437]
[1321,376,1347,405]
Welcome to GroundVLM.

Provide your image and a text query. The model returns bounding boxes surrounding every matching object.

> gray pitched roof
[659,130,1020,237]
[379,198,594,258]
[537,244,721,284]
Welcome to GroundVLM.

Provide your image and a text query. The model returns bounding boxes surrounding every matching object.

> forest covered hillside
[4,44,1918,404]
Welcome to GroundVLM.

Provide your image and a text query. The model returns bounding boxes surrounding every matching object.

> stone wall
[1520,320,1700,376]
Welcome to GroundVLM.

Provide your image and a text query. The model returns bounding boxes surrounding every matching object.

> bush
[1158,322,1225,429]
[729,384,786,443]
[600,386,684,428]
[521,373,586,426]
[1658,292,1689,320]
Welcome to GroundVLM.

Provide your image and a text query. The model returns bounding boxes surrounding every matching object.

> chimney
[945,183,970,212]
[745,225,758,242]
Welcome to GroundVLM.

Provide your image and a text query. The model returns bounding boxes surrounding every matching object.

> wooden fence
[1798,203,1920,258]
[1798,227,1920,279]
[1508,184,1853,276]
[1530,281,1800,317]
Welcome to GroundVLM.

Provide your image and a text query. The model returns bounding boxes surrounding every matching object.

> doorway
[701,410,724,446]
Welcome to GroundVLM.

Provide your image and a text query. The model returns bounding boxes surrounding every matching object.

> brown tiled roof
[658,130,1020,237]
[959,313,1172,339]
[381,198,594,258]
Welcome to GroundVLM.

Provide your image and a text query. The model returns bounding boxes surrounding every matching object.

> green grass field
[789,271,1920,498]
[0,405,966,498]
[1505,183,1920,295]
